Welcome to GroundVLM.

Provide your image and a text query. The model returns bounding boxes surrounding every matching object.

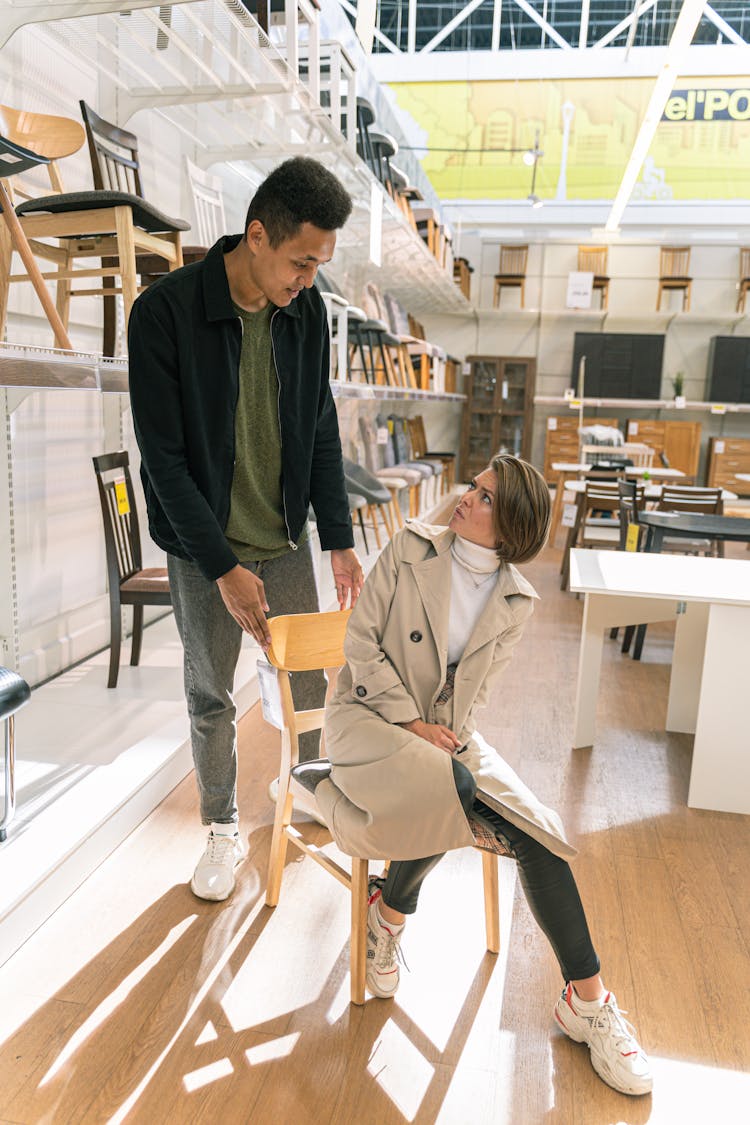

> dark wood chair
[92,451,171,689]
[78,100,194,355]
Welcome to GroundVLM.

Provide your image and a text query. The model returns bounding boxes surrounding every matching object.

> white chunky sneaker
[190,824,247,901]
[554,983,653,1096]
[365,879,404,999]
[267,775,328,828]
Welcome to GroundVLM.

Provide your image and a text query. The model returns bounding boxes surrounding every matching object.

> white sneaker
[554,982,653,1096]
[267,775,328,828]
[365,879,404,999]
[190,824,247,901]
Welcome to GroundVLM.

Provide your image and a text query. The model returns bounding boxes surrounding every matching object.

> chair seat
[377,466,422,487]
[377,475,409,490]
[494,273,524,281]
[659,276,692,284]
[120,567,171,595]
[582,526,621,545]
[16,190,191,234]
[661,537,711,552]
[0,666,31,721]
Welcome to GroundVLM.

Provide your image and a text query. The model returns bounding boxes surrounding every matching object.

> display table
[569,549,750,815]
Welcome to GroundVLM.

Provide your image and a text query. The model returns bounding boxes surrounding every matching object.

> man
[129,157,363,902]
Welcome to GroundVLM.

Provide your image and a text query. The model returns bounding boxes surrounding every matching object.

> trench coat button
[355,685,367,698]
[410,630,422,643]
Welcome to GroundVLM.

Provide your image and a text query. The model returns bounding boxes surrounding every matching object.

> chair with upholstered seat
[92,451,172,688]
[0,101,188,355]
[343,457,395,551]
[263,610,502,1005]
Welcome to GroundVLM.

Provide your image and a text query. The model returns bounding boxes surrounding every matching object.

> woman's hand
[399,718,463,755]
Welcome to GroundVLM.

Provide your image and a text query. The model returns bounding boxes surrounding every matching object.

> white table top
[563,479,737,501]
[569,548,750,605]
[551,462,685,479]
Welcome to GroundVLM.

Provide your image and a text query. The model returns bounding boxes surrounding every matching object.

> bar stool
[0,666,31,842]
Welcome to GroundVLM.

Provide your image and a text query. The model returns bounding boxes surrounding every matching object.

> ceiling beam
[510,0,571,50]
[704,3,747,45]
[419,0,487,55]
[593,0,657,50]
[605,0,709,233]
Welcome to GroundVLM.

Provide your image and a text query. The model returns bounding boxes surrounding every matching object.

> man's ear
[245,219,265,251]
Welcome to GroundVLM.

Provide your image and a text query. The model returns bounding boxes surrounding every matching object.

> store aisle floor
[1,539,749,1124]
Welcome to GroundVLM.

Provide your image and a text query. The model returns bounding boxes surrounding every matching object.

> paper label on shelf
[625,523,640,552]
[562,503,578,528]
[568,399,581,409]
[462,362,471,375]
[628,422,639,435]
[710,403,727,415]
[376,426,389,444]
[114,479,130,516]
[547,417,557,429]
[563,388,575,401]
[566,271,594,308]
[714,439,725,453]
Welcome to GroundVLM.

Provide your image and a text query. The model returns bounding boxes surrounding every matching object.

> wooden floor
[1,538,749,1125]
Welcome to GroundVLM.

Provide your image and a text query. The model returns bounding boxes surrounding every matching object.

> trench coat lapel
[410,546,452,682]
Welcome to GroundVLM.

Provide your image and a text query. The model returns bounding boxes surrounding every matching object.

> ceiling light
[528,194,543,209]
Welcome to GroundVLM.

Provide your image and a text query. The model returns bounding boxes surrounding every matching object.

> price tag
[376,426,389,445]
[628,422,639,436]
[257,658,282,730]
[547,417,558,430]
[561,503,578,528]
[710,404,727,415]
[114,479,130,516]
[714,439,725,453]
[567,398,581,409]
[625,523,640,552]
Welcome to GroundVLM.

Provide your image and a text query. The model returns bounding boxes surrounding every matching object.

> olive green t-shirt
[224,302,308,561]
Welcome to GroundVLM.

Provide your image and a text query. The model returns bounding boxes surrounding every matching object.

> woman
[313,455,651,1098]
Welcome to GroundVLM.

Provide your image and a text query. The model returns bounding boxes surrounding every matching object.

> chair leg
[368,505,383,550]
[266,774,294,908]
[481,850,500,954]
[379,501,393,539]
[0,185,73,350]
[114,206,139,333]
[108,596,122,689]
[356,508,369,554]
[101,257,118,357]
[0,218,11,343]
[391,494,404,530]
[130,603,144,667]
[55,250,72,338]
[632,623,647,661]
[350,857,369,1005]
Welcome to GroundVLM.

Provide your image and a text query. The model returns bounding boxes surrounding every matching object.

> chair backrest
[659,246,690,278]
[79,100,143,196]
[185,156,226,247]
[390,415,411,463]
[267,610,351,673]
[0,102,83,194]
[92,450,143,586]
[740,247,750,281]
[406,416,426,459]
[499,244,528,276]
[617,478,645,549]
[657,485,722,514]
[577,245,607,275]
[582,479,621,514]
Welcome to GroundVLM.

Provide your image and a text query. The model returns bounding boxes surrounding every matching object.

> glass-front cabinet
[459,356,536,482]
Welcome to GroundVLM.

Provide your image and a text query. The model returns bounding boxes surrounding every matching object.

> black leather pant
[381,758,601,983]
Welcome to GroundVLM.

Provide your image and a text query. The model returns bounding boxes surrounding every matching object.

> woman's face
[449,467,498,550]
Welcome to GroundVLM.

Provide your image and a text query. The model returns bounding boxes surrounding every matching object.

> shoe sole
[190,878,233,901]
[366,974,399,999]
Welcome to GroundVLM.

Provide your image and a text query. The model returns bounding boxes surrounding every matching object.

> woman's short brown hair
[489,454,551,564]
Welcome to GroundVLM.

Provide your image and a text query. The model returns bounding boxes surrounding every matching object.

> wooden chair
[493,245,528,309]
[656,246,692,311]
[736,248,750,313]
[561,480,621,590]
[78,100,194,354]
[92,451,171,689]
[577,245,609,309]
[0,101,188,355]
[407,414,456,493]
[581,443,654,469]
[263,610,501,1006]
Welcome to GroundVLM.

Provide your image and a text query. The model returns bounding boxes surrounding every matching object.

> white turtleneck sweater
[447,535,501,665]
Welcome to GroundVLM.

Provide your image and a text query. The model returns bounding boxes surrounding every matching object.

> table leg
[666,600,708,733]
[549,471,566,547]
[688,603,750,814]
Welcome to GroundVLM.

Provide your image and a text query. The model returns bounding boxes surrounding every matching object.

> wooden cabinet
[706,437,750,493]
[626,419,701,479]
[542,415,618,482]
[459,356,535,482]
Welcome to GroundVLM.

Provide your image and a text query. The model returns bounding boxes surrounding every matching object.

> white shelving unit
[534,394,750,414]
[33,0,469,316]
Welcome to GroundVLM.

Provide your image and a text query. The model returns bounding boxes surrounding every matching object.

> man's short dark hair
[245,157,353,247]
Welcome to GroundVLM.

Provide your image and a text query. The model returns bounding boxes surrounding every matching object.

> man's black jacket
[128,234,353,581]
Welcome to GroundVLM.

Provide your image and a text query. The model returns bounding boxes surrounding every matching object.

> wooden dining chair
[92,451,172,688]
[0,101,188,355]
[408,414,456,493]
[736,248,750,313]
[493,244,528,308]
[656,246,692,311]
[561,480,621,590]
[263,610,501,1005]
[577,245,609,309]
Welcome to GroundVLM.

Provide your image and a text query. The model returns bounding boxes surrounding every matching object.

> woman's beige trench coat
[316,521,575,863]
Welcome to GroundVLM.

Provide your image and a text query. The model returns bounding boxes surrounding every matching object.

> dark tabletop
[639,511,750,551]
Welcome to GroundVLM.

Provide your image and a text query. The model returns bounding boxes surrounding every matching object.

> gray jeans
[167,541,325,826]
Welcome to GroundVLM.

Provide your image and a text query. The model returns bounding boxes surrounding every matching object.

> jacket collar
[405,521,539,602]
[201,234,301,323]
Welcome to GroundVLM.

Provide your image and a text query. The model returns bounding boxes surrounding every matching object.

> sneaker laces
[373,926,408,974]
[206,833,237,864]
[590,1000,641,1055]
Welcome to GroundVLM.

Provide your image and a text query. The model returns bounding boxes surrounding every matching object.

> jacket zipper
[270,307,297,550]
